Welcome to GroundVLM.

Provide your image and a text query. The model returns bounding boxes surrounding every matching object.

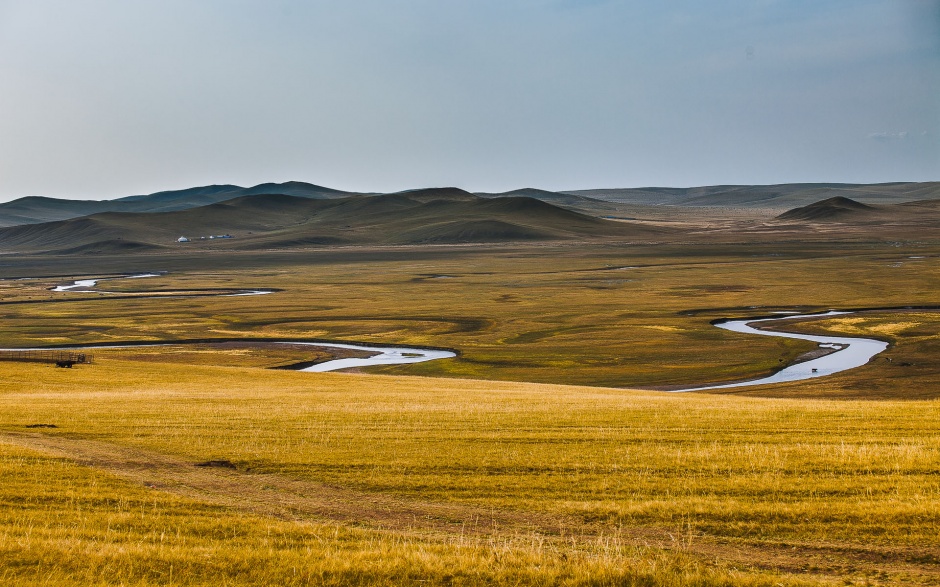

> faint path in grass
[3,430,938,582]
[0,431,571,537]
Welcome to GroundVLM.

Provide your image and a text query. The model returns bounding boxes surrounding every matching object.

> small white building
[177,236,190,243]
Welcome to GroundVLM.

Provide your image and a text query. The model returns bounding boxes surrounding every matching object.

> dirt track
[0,431,572,537]
[4,431,937,583]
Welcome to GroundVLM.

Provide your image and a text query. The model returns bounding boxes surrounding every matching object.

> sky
[0,0,937,201]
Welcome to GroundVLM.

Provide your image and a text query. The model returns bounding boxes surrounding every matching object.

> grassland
[0,240,937,395]
[1,360,938,585]
[0,237,938,585]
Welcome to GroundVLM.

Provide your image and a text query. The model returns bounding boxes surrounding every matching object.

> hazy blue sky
[0,0,937,201]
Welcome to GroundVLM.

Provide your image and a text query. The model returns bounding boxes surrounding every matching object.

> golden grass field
[0,239,938,585]
[1,361,938,585]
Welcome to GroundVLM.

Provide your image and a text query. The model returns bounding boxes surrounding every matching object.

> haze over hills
[3,181,938,230]
[566,182,940,209]
[0,188,668,255]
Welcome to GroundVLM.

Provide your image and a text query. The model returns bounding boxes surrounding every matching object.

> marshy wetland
[1,234,939,586]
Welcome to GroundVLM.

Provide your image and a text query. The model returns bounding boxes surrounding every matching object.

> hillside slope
[0,182,355,227]
[768,197,940,239]
[0,188,667,254]
[776,196,877,222]
[5,181,937,228]
[476,188,623,216]
[567,182,940,209]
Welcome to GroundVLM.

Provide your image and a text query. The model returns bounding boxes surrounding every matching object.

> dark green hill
[389,187,479,202]
[476,188,620,215]
[238,181,350,199]
[777,197,877,222]
[0,182,355,227]
[115,184,244,206]
[773,196,940,234]
[0,196,118,227]
[0,191,667,254]
[116,181,350,208]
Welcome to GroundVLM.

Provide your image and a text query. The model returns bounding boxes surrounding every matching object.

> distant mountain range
[567,182,940,209]
[3,181,937,228]
[1,181,938,255]
[0,181,353,227]
[0,188,669,255]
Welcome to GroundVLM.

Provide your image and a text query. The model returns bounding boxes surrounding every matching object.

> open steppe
[0,186,939,585]
[2,360,940,586]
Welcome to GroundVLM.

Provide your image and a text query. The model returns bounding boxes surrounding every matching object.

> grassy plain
[1,240,938,395]
[1,360,939,585]
[0,238,938,585]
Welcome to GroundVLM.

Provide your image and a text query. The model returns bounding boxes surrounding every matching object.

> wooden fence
[0,350,93,367]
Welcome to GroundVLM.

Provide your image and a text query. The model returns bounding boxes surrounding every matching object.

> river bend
[671,311,888,392]
[40,275,893,382]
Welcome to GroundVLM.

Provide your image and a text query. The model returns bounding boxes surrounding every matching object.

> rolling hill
[771,196,940,237]
[0,181,355,227]
[0,188,668,254]
[566,182,940,209]
[776,196,877,222]
[4,181,939,230]
[0,197,120,227]
[476,188,621,215]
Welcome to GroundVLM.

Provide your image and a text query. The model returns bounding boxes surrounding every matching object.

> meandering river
[50,274,275,297]
[37,274,893,383]
[671,311,889,392]
[37,273,454,372]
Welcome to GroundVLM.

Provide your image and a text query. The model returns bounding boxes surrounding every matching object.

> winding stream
[0,341,456,373]
[52,278,103,291]
[287,343,455,371]
[671,311,889,392]
[50,273,275,296]
[34,275,896,382]
[36,273,454,372]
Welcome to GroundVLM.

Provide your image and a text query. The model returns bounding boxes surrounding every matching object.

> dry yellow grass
[1,240,938,584]
[1,360,938,585]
